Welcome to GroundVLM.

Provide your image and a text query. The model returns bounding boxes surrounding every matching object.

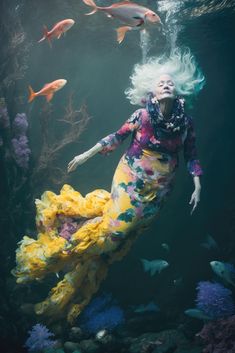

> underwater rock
[51,323,64,336]
[78,339,100,353]
[95,332,116,347]
[123,312,166,336]
[19,303,35,315]
[64,341,80,352]
[129,329,189,353]
[174,348,202,353]
[69,326,83,341]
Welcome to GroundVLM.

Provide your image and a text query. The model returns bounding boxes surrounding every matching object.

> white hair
[125,47,205,106]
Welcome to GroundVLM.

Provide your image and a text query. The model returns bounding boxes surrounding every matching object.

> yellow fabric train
[12,149,174,324]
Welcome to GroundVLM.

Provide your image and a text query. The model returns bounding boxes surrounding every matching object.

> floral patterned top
[99,98,203,177]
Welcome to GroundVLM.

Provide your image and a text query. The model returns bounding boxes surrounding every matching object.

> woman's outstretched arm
[67,109,142,173]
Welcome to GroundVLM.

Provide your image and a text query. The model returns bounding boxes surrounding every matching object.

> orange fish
[38,19,75,46]
[28,79,67,103]
[82,0,161,43]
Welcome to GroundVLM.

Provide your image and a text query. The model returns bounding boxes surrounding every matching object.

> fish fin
[42,83,50,89]
[85,8,97,15]
[116,26,132,44]
[28,85,36,103]
[141,259,150,272]
[46,93,54,102]
[57,33,62,39]
[82,0,98,15]
[150,268,157,276]
[132,16,144,26]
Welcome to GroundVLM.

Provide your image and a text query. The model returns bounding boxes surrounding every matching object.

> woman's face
[155,74,176,101]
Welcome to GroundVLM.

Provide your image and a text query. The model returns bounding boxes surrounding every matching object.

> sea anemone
[195,281,235,319]
[79,293,125,334]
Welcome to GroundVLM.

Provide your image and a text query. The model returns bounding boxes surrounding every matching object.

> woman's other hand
[189,187,201,215]
[67,153,89,173]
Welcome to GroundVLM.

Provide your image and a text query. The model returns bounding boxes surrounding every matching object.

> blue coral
[79,293,125,334]
[195,281,235,319]
[24,324,56,352]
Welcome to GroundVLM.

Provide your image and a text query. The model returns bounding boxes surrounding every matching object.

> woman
[13,48,204,323]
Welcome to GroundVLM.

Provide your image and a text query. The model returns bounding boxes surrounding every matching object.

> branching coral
[30,93,90,194]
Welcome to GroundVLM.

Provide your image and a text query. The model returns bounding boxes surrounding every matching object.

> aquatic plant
[30,93,90,194]
[197,315,235,353]
[79,293,125,334]
[195,281,235,319]
[24,323,56,352]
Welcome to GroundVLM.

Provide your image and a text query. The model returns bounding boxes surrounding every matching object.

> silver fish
[141,258,169,276]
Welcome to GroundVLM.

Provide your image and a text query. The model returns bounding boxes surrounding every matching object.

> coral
[12,113,28,136]
[24,323,57,352]
[0,98,10,129]
[197,315,235,353]
[11,111,31,170]
[30,94,90,194]
[79,293,125,334]
[195,281,235,319]
[11,135,31,169]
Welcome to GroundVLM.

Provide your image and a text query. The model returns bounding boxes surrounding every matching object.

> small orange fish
[82,0,161,43]
[38,19,75,46]
[28,79,67,103]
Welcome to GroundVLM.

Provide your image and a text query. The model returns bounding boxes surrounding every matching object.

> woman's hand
[67,153,89,173]
[189,187,201,215]
[67,143,103,173]
[189,175,201,215]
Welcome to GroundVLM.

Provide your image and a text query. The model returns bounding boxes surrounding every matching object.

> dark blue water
[1,1,235,352]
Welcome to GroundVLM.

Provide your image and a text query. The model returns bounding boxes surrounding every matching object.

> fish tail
[82,0,98,15]
[116,26,132,44]
[38,26,52,47]
[141,259,150,272]
[28,86,36,103]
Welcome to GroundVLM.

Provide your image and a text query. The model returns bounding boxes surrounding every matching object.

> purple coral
[0,98,10,129]
[12,113,28,136]
[197,315,235,353]
[79,293,125,334]
[196,281,235,319]
[11,135,31,169]
[11,113,31,169]
[24,323,57,352]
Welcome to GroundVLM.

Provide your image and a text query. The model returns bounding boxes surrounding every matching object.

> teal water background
[1,0,235,351]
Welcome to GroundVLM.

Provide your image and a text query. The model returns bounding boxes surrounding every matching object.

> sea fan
[195,281,235,319]
[24,324,56,352]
